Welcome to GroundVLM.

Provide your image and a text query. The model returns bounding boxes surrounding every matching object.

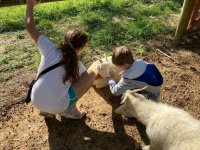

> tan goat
[92,56,121,89]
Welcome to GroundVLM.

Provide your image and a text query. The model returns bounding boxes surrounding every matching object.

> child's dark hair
[60,29,88,83]
[112,46,134,66]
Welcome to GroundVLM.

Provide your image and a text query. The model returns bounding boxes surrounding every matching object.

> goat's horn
[120,95,128,104]
[106,57,108,62]
[103,54,108,62]
[93,56,100,60]
[129,86,148,94]
[94,56,103,63]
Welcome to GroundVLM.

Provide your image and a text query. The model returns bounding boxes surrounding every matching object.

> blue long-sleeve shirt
[108,59,163,96]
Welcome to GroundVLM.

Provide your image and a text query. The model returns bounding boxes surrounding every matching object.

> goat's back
[146,104,200,150]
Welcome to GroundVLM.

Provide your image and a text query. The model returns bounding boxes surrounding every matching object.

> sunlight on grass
[0,0,182,80]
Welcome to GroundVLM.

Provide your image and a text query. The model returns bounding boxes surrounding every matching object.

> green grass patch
[0,0,182,82]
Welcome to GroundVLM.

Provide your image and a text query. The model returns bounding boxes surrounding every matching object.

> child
[108,46,163,100]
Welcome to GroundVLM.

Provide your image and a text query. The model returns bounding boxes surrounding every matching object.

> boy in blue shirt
[108,46,163,101]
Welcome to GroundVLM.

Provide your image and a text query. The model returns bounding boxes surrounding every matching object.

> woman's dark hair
[60,29,88,83]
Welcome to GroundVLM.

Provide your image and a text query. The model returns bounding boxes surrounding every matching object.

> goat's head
[97,62,111,79]
[116,86,148,116]
[121,86,148,104]
[95,57,111,79]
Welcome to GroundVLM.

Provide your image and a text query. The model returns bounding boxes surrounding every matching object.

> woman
[25,0,98,119]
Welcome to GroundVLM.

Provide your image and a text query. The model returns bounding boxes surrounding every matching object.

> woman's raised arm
[25,0,41,43]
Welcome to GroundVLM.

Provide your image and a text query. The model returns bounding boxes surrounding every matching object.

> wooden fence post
[174,0,196,44]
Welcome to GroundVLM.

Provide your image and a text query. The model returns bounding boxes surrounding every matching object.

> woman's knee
[72,70,96,99]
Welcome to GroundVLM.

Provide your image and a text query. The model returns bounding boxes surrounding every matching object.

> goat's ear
[103,54,108,62]
[129,86,148,94]
[115,104,125,115]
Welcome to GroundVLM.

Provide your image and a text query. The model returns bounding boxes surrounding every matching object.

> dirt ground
[0,35,200,150]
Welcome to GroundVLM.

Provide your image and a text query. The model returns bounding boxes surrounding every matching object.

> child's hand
[119,71,124,77]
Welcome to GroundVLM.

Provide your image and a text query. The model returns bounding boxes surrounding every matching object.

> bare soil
[0,35,200,150]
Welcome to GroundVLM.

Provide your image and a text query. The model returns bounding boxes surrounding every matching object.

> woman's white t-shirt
[31,35,86,114]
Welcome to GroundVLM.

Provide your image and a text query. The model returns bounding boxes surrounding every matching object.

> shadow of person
[125,117,150,146]
[93,86,150,146]
[45,116,141,150]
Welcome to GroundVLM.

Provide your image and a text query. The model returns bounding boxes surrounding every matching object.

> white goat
[117,87,200,150]
[93,56,121,88]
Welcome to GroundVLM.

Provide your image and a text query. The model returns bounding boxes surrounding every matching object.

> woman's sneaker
[39,111,55,118]
[59,106,86,119]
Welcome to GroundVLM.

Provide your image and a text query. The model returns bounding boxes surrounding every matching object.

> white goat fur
[93,56,121,89]
[118,88,200,150]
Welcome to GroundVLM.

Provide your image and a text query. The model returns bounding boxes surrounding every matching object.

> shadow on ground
[94,87,150,147]
[45,87,150,150]
[45,116,141,150]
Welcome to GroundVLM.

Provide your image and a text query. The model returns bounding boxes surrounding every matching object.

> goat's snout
[97,62,111,79]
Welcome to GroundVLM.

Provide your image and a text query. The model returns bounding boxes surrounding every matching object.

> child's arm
[108,78,134,96]
[25,0,41,43]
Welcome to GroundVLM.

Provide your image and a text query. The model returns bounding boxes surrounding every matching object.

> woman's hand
[25,0,41,43]
[119,71,124,77]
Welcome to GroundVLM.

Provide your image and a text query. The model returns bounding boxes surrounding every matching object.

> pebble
[99,111,108,116]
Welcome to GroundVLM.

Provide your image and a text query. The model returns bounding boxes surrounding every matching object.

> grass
[0,0,182,82]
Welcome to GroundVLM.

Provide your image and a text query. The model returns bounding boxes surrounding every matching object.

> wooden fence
[0,0,62,7]
[174,0,200,44]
